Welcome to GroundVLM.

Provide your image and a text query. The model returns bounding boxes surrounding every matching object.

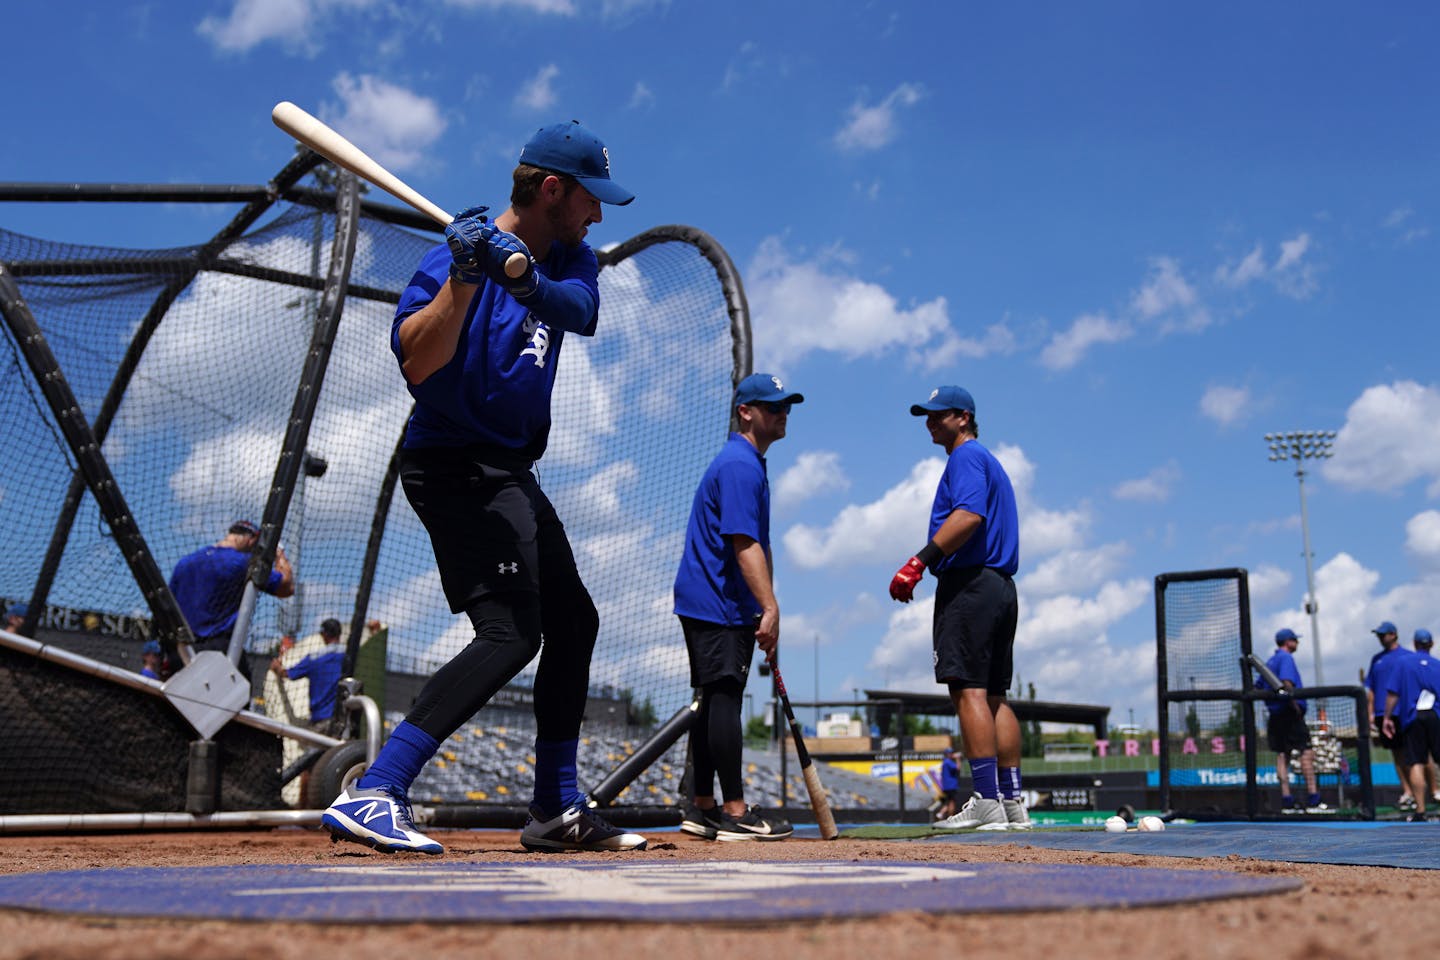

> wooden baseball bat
[769,655,839,839]
[271,101,527,278]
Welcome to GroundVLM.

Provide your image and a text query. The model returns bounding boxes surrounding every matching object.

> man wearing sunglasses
[673,372,803,841]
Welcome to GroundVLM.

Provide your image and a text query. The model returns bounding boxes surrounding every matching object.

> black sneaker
[520,802,647,852]
[1407,811,1431,823]
[680,804,722,840]
[715,806,793,842]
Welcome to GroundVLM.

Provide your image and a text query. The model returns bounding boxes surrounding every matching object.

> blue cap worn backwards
[1275,628,1300,645]
[911,386,976,417]
[519,121,634,206]
[1416,629,1433,646]
[734,373,805,409]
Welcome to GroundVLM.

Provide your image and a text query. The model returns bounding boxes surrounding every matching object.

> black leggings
[691,677,746,803]
[406,590,597,742]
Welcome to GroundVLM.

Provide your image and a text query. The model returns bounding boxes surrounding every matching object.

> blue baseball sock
[533,737,584,817]
[969,756,1000,800]
[355,721,440,795]
[1000,766,1022,801]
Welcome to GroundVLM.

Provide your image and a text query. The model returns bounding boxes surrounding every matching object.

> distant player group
[306,118,1032,855]
[1257,621,1440,820]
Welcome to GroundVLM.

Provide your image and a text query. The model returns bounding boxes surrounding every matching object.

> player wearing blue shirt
[674,373,800,842]
[1255,628,1322,811]
[270,618,346,728]
[168,520,293,673]
[1364,620,1419,811]
[1382,628,1440,820]
[322,121,644,857]
[890,385,1027,832]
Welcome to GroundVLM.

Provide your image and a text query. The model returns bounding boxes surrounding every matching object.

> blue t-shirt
[392,240,600,460]
[673,434,770,626]
[1384,650,1440,730]
[1256,647,1307,715]
[929,439,1019,576]
[168,546,285,640]
[287,645,346,720]
[1366,646,1414,718]
[940,755,960,792]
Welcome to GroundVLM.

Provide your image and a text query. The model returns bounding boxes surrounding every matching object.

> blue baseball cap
[6,602,28,620]
[734,373,804,408]
[1416,629,1433,647]
[1373,621,1398,636]
[519,121,634,206]
[141,640,162,655]
[910,386,976,416]
[1275,628,1300,644]
[229,519,260,537]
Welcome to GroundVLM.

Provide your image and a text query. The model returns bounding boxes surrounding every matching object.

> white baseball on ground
[1137,816,1166,832]
[1104,816,1129,833]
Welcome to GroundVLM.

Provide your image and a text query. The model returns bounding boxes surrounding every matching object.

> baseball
[1103,815,1128,833]
[1137,816,1165,832]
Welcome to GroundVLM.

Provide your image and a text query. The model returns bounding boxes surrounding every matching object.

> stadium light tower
[1265,430,1337,686]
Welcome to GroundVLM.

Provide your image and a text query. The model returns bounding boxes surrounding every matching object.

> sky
[5,1,1440,730]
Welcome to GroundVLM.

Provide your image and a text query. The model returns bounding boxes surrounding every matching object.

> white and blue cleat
[321,784,444,855]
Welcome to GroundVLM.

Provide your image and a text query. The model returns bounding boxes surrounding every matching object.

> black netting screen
[0,170,746,813]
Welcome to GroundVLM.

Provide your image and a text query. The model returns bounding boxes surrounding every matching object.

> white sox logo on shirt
[498,562,519,574]
[520,315,550,368]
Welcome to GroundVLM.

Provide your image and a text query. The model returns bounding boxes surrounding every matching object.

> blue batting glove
[477,224,538,297]
[444,204,490,286]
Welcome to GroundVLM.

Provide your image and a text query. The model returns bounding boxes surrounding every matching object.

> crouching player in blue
[322,121,644,855]
[1382,629,1440,822]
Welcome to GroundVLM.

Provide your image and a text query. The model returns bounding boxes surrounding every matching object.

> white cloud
[1199,384,1251,426]
[325,74,447,173]
[1112,460,1181,503]
[1019,542,1131,598]
[774,451,850,509]
[1325,381,1440,496]
[444,0,577,11]
[746,238,973,370]
[1038,312,1130,370]
[1214,232,1317,299]
[991,443,1091,556]
[1019,579,1150,649]
[783,458,942,569]
[834,83,924,152]
[1406,510,1440,563]
[514,63,561,111]
[628,81,655,110]
[1246,564,1293,603]
[197,0,359,52]
[1131,256,1207,331]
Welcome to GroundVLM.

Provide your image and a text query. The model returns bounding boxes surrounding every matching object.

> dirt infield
[0,829,1430,960]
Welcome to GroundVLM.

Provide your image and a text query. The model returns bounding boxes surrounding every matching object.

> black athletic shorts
[932,565,1018,694]
[1401,710,1440,767]
[1266,707,1311,754]
[400,444,574,612]
[679,616,756,688]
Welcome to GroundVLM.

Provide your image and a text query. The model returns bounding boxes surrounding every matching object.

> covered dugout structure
[0,152,751,817]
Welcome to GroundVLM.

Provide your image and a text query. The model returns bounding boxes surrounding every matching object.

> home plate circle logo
[0,860,1299,923]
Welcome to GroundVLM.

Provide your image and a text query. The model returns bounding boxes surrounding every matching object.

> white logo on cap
[771,376,783,390]
[602,146,611,174]
[928,389,939,401]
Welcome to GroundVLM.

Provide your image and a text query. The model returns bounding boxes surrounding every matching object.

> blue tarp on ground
[925,821,1440,869]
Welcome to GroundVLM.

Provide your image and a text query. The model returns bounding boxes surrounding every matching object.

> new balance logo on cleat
[321,785,443,856]
[521,801,647,852]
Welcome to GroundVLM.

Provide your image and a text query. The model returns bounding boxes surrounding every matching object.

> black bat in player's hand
[767,651,839,839]
[1246,653,1302,716]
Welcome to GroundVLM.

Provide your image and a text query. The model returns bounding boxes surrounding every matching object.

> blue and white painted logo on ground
[0,860,1298,923]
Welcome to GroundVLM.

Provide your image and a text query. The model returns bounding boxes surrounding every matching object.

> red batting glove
[889,557,926,602]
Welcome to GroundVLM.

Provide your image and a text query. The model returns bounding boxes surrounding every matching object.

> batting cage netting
[0,155,749,815]
[1154,568,1373,820]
